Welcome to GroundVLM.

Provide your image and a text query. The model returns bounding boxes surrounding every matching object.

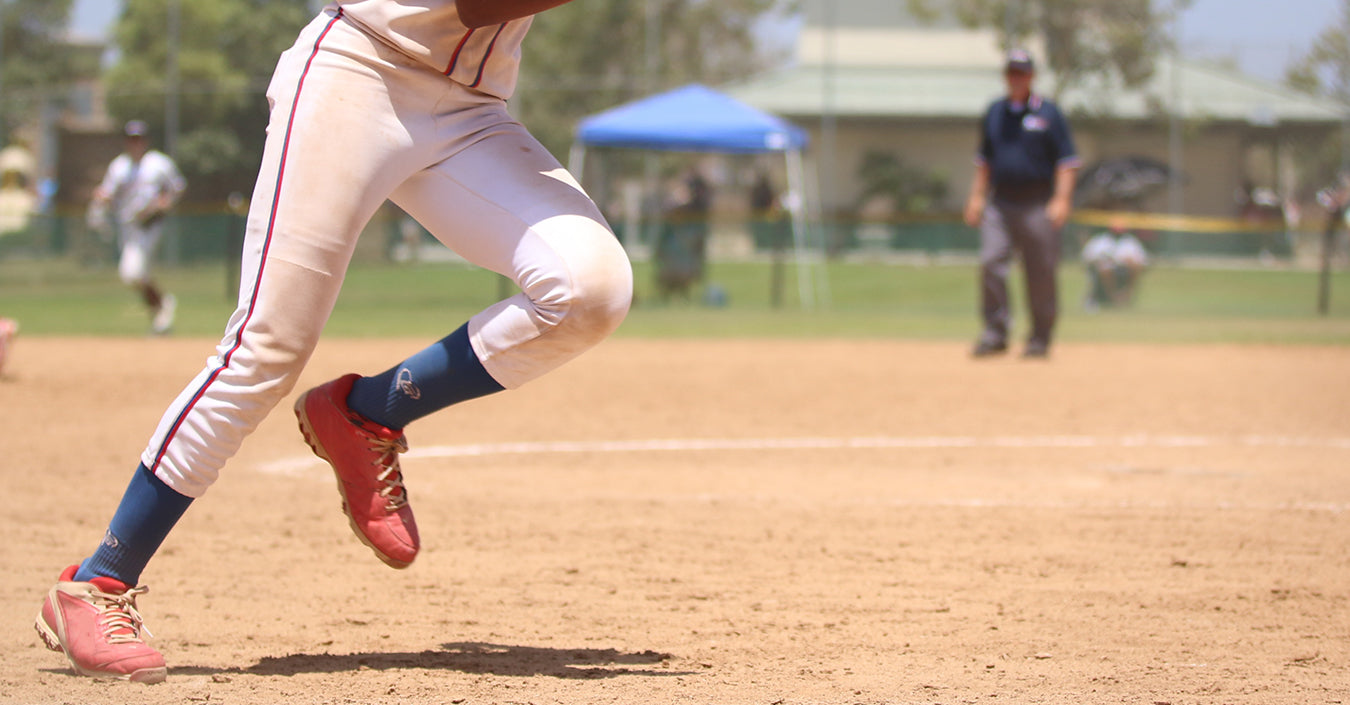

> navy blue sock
[74,463,193,586]
[347,323,505,429]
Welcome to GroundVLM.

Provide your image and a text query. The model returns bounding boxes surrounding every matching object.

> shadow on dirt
[172,642,692,679]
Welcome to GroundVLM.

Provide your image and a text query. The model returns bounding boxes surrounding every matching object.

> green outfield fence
[0,207,1311,267]
[809,219,1297,260]
[642,215,1302,262]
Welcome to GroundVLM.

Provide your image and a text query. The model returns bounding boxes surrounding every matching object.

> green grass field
[3,256,1349,343]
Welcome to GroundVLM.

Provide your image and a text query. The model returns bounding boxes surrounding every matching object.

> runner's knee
[524,227,632,346]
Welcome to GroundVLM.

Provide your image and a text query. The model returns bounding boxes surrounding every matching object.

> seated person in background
[1083,216,1149,309]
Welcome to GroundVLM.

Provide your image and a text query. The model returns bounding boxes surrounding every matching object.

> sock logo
[396,368,421,400]
[101,530,121,550]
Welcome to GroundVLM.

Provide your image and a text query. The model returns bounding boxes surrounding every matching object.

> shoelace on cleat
[91,585,153,643]
[367,434,410,511]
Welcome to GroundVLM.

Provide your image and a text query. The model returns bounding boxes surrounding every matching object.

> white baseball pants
[117,221,163,286]
[142,10,632,497]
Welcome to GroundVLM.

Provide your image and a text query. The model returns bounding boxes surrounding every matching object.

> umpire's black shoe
[1022,340,1050,359]
[971,340,1008,357]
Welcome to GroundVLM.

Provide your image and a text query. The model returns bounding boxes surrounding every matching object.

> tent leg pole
[567,144,586,183]
[787,149,814,309]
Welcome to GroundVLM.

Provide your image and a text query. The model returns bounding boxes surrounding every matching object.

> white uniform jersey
[98,150,186,226]
[1113,234,1149,267]
[1083,231,1149,267]
[334,0,531,99]
[1081,233,1115,265]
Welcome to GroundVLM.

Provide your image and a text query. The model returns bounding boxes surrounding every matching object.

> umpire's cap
[123,120,149,138]
[1004,48,1035,73]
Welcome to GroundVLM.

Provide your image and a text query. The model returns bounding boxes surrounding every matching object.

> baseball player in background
[1082,216,1150,310]
[88,120,187,335]
[37,0,632,683]
[963,49,1079,359]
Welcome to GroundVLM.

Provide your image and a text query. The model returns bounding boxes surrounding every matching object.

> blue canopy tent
[569,84,822,308]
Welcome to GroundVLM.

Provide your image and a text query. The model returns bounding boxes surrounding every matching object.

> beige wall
[799,117,1278,218]
[802,120,975,216]
[1073,123,1249,215]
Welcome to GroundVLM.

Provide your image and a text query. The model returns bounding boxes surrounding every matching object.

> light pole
[1167,5,1185,216]
[166,0,180,160]
[0,0,8,143]
[640,0,660,252]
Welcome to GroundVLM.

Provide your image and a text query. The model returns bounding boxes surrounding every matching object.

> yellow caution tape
[1073,209,1285,234]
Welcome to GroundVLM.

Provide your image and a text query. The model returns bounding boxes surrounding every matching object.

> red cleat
[35,565,167,683]
[294,374,419,568]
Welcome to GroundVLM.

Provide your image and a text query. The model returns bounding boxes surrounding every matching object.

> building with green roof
[725,7,1343,222]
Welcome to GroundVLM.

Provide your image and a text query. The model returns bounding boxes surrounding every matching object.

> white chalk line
[256,433,1350,478]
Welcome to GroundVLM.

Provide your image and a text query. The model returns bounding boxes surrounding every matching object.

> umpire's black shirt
[976,94,1079,204]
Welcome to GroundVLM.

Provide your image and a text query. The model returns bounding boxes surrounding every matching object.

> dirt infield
[1,336,1347,704]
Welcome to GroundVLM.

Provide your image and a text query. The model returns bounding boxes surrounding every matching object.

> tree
[103,0,312,201]
[1287,0,1350,182]
[102,0,794,199]
[0,0,91,142]
[516,0,795,158]
[854,150,950,215]
[906,0,1190,98]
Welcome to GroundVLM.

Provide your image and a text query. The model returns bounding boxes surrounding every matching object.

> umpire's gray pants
[978,198,1060,347]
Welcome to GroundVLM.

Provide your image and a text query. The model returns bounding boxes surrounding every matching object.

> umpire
[963,49,1079,358]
